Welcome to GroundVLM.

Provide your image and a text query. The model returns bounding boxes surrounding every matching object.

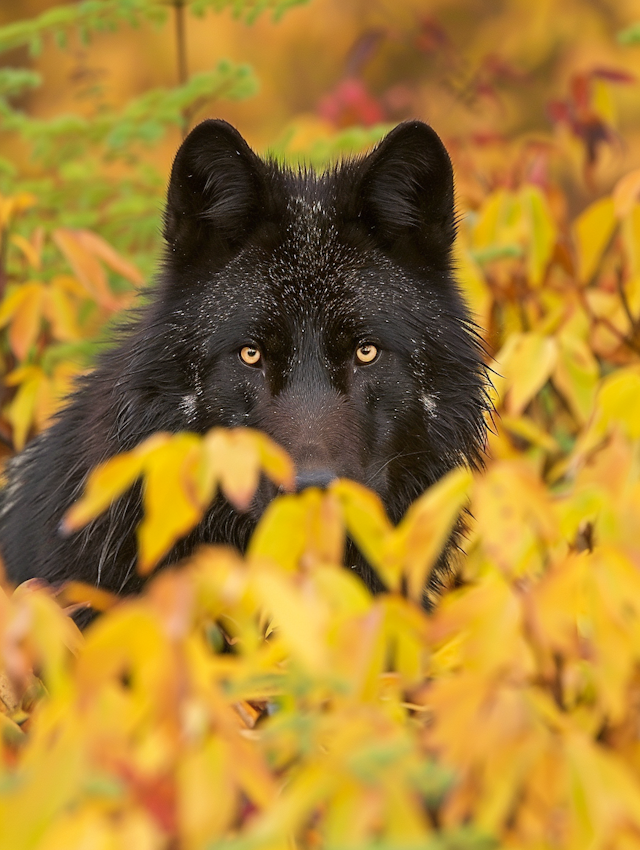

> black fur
[0,120,489,603]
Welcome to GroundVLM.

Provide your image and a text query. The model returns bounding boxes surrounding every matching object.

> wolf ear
[163,119,268,256]
[353,121,456,267]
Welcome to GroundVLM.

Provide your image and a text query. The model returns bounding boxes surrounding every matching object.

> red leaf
[318,78,385,128]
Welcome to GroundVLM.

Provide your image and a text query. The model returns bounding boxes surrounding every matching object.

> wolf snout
[294,468,337,492]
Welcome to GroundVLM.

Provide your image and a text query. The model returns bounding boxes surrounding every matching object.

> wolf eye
[240,345,262,367]
[355,343,379,365]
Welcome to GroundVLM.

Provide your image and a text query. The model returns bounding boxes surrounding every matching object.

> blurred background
[3,1,640,235]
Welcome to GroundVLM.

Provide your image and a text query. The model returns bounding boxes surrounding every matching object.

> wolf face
[0,120,489,603]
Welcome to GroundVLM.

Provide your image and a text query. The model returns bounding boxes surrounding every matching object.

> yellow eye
[240,345,262,366]
[356,343,378,364]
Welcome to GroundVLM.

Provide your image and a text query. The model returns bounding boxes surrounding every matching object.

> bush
[3,2,640,848]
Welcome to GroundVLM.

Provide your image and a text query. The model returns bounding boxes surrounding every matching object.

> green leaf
[618,22,640,44]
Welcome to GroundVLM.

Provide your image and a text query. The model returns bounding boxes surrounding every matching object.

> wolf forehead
[196,188,441,327]
[195,231,433,363]
[160,118,462,356]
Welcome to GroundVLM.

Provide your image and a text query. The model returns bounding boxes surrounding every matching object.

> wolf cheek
[0,119,489,602]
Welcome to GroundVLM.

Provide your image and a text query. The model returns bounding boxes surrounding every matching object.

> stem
[616,265,638,336]
[0,227,7,303]
[174,0,189,136]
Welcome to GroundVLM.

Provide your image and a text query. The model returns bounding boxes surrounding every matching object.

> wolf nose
[295,468,337,492]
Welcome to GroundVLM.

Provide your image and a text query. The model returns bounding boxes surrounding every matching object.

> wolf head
[121,119,488,526]
[0,119,489,602]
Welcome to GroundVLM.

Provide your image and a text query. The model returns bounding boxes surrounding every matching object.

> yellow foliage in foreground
[3,414,640,848]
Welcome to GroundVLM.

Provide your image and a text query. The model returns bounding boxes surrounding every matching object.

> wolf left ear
[163,119,270,258]
[353,121,456,267]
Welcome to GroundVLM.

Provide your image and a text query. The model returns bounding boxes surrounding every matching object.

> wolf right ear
[353,121,456,268]
[163,119,269,257]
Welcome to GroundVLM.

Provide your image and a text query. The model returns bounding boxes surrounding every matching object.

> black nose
[295,468,337,492]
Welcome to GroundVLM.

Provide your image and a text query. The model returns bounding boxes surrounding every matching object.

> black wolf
[0,119,488,603]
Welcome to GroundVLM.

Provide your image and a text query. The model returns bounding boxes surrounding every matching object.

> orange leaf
[10,283,45,360]
[10,233,41,271]
[43,285,83,341]
[612,168,640,218]
[57,581,119,612]
[53,228,118,309]
[72,228,144,286]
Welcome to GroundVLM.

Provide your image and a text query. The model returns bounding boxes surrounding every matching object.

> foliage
[3,0,640,848]
[0,0,308,272]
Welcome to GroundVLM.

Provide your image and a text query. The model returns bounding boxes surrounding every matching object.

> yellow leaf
[496,332,557,415]
[178,738,236,844]
[32,372,57,431]
[217,429,261,510]
[331,479,394,586]
[621,203,640,279]
[251,487,345,570]
[137,435,202,573]
[597,367,640,439]
[5,372,41,449]
[38,809,162,850]
[248,492,313,572]
[500,414,559,452]
[0,721,85,849]
[254,430,295,491]
[383,595,429,683]
[573,196,617,283]
[473,461,558,576]
[58,581,119,613]
[51,273,90,300]
[520,185,556,287]
[452,243,492,328]
[472,188,512,248]
[252,567,328,672]
[249,487,344,570]
[4,363,41,386]
[50,361,82,409]
[392,467,472,601]
[381,777,431,842]
[565,732,640,846]
[201,428,265,511]
[0,284,26,328]
[62,450,148,533]
[0,192,35,230]
[553,332,599,424]
[78,605,173,695]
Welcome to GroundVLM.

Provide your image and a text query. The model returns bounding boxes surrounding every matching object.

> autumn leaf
[574,196,617,283]
[495,332,558,416]
[62,447,151,534]
[391,467,472,602]
[53,228,119,310]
